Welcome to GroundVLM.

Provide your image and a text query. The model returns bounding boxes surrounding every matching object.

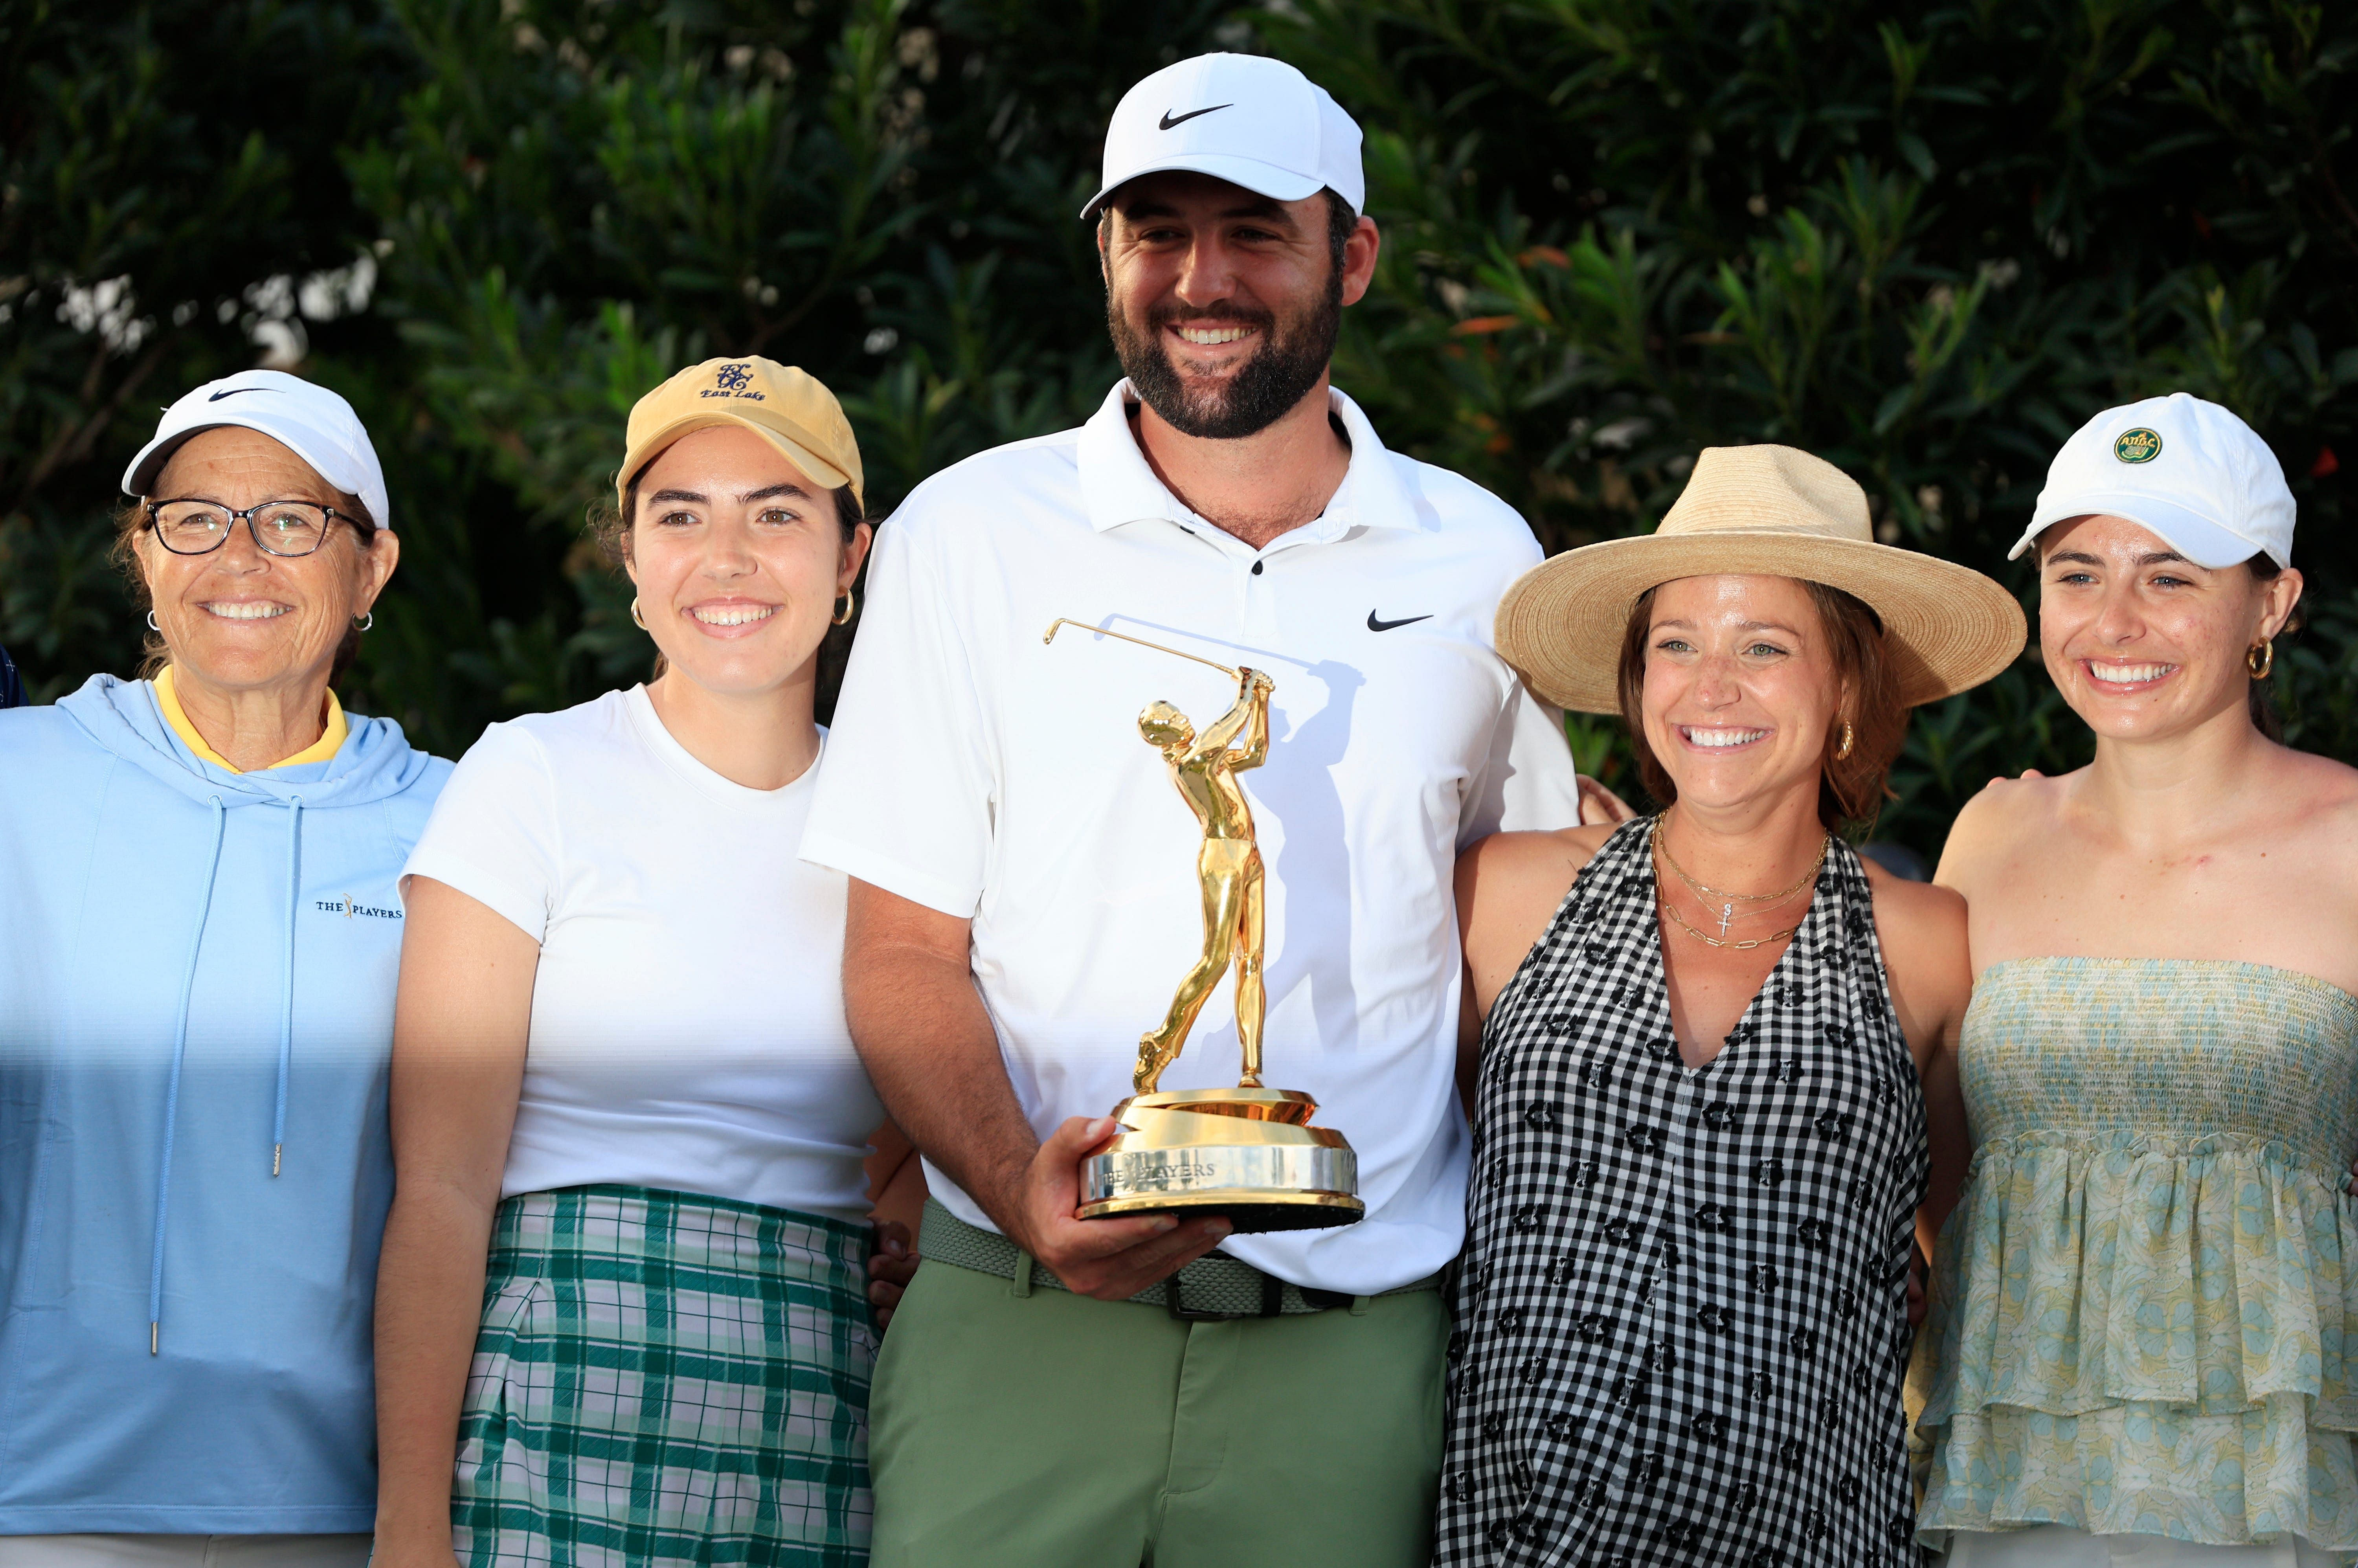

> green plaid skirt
[452,1185,876,1568]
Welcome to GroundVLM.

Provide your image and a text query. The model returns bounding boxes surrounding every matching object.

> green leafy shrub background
[6,0,2353,859]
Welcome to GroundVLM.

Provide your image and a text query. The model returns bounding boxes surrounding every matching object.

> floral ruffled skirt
[1915,958,2358,1559]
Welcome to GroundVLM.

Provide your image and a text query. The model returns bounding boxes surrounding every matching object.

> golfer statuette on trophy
[1043,619,1363,1232]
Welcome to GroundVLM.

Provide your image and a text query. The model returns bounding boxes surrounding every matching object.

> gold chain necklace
[1651,813,1829,947]
[1658,896,1804,951]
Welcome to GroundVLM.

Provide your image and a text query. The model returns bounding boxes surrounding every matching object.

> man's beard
[1108,270,1342,441]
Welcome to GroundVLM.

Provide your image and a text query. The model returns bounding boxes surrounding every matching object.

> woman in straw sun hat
[1917,393,2358,1566]
[1433,443,2021,1566]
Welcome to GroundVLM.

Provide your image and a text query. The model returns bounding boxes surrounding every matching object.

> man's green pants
[866,1255,1447,1567]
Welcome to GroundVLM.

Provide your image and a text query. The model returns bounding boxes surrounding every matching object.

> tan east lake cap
[619,356,864,512]
[1495,444,2026,714]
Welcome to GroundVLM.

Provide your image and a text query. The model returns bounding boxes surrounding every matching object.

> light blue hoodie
[0,674,450,1534]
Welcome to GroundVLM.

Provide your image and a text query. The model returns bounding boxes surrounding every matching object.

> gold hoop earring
[2248,640,2274,680]
[630,599,647,631]
[832,589,856,626]
[1834,721,1855,761]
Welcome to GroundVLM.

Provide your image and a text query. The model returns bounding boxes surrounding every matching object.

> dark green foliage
[1263,0,2358,847]
[3,0,1232,745]
[0,0,413,697]
[4,0,2354,860]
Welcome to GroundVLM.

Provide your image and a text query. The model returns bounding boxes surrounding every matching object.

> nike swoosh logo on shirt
[1159,105,1232,130]
[1368,611,1434,633]
[206,388,272,400]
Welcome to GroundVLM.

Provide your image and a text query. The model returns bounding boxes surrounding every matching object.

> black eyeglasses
[145,498,352,558]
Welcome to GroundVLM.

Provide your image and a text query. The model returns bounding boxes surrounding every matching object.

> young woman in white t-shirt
[371,357,915,1568]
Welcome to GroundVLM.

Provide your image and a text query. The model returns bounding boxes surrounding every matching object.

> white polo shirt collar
[1078,380,1421,547]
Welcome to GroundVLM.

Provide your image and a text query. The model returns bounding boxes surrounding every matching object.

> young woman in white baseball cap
[1920,393,2358,1565]
[0,371,448,1566]
[373,356,911,1568]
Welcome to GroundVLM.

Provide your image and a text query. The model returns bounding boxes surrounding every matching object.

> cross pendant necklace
[1716,902,1736,940]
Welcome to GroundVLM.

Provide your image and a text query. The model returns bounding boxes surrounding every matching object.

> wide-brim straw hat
[1497,444,2026,713]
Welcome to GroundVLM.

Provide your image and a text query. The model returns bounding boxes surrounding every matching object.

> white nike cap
[122,369,392,531]
[2013,392,2292,569]
[1082,52,1364,220]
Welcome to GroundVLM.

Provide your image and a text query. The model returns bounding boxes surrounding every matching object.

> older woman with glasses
[0,371,448,1568]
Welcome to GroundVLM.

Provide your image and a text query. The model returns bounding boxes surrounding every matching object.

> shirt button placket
[1240,545,1278,647]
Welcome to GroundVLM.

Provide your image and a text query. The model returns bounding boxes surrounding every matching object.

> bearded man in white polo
[804,52,1622,1568]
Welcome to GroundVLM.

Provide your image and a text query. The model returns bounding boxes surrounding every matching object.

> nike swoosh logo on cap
[1159,104,1232,130]
[206,387,273,401]
[1368,611,1434,633]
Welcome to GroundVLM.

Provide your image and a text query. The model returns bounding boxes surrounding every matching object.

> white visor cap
[122,369,391,531]
[2013,392,2292,570]
[1082,52,1364,220]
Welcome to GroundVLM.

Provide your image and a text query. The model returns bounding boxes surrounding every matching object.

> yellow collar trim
[154,665,347,774]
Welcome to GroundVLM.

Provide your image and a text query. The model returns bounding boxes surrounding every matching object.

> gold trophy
[1044,620,1363,1233]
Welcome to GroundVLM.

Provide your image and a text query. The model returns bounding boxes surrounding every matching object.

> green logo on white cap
[2114,428,2162,463]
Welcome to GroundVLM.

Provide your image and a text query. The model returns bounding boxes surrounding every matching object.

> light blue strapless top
[1916,957,2358,1555]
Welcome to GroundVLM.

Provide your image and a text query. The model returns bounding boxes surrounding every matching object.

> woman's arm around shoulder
[1454,823,1617,1111]
[1931,770,2062,905]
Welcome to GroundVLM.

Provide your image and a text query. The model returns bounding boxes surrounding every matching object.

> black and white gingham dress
[1436,819,1926,1567]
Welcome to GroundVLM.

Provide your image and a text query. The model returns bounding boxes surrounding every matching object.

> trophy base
[1077,1088,1364,1235]
[1079,1191,1365,1234]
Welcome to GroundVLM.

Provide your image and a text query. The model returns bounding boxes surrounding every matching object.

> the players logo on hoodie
[316,894,402,920]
